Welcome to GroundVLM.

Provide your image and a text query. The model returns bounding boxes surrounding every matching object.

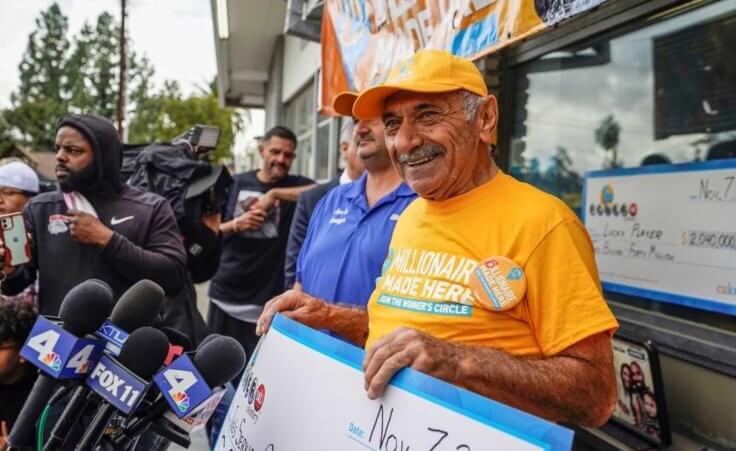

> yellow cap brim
[352,82,463,119]
[332,91,358,117]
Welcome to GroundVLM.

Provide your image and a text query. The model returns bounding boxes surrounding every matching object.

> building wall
[282,35,322,103]
[264,36,285,129]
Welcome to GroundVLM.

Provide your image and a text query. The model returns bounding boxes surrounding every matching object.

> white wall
[281,35,321,102]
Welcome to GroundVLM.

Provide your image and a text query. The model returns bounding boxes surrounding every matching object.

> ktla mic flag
[215,315,572,451]
[321,0,609,115]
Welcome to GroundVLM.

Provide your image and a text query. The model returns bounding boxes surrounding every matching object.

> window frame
[497,0,736,378]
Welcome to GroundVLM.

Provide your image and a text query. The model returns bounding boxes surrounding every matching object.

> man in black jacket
[0,114,187,315]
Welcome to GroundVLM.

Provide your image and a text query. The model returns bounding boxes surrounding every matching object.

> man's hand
[0,232,32,275]
[362,328,460,399]
[253,190,279,212]
[0,420,8,451]
[232,208,267,232]
[67,210,114,247]
[202,212,221,234]
[0,238,14,275]
[256,290,330,336]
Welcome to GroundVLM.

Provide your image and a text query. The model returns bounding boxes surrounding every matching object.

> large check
[215,315,572,451]
[583,159,736,315]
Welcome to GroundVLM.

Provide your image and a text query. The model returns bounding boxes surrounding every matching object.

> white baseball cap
[0,161,40,194]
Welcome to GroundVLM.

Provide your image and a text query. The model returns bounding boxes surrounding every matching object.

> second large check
[216,315,572,451]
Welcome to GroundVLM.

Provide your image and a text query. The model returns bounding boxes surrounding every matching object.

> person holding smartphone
[0,160,39,304]
[0,114,187,317]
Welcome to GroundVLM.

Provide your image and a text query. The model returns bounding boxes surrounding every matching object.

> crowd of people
[0,49,620,449]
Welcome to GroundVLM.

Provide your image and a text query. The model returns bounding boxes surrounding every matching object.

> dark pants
[205,302,259,448]
[206,302,260,360]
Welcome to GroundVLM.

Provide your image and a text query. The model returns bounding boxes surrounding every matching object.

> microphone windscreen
[110,279,165,332]
[118,326,169,380]
[58,279,114,336]
[196,333,222,351]
[160,326,193,352]
[193,336,246,387]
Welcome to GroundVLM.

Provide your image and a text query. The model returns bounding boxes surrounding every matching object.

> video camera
[171,124,221,153]
[122,125,233,283]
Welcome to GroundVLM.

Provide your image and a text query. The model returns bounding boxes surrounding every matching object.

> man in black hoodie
[0,114,187,315]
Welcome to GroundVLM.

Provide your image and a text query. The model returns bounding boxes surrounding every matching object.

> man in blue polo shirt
[294,92,416,307]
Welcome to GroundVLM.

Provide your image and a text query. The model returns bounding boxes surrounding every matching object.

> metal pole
[116,0,126,137]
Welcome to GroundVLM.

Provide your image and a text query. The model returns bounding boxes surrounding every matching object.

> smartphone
[1,213,31,267]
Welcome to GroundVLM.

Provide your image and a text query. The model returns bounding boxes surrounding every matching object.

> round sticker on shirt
[469,256,526,311]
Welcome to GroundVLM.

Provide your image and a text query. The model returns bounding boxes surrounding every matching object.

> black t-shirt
[209,170,313,307]
[0,365,38,429]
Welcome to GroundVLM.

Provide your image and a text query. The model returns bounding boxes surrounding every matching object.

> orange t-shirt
[366,172,618,357]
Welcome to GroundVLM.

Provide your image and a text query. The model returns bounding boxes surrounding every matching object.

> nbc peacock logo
[172,391,191,412]
[42,352,62,371]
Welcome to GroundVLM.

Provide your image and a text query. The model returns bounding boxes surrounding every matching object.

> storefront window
[285,81,339,180]
[510,2,736,217]
[315,115,333,181]
[287,83,315,178]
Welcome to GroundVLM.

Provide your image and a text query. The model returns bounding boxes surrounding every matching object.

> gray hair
[339,120,355,145]
[459,90,486,122]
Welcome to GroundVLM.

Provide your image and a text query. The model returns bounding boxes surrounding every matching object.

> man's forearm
[270,185,317,203]
[287,301,368,347]
[447,333,615,426]
[103,233,187,296]
[323,304,369,346]
[219,219,236,238]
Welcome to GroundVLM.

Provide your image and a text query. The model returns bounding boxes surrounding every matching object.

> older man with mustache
[257,50,618,427]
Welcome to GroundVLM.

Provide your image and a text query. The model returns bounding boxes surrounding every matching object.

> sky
[0,0,264,154]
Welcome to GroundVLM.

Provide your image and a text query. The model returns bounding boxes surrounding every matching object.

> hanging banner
[321,0,609,114]
[215,314,573,451]
[583,159,736,315]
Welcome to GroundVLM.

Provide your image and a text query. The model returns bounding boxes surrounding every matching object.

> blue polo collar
[344,172,415,204]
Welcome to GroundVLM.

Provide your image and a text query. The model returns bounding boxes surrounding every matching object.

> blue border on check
[272,314,574,451]
[583,158,736,316]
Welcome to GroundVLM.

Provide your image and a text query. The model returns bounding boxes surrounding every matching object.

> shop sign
[320,0,609,114]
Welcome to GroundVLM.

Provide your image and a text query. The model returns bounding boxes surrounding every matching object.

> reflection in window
[510,2,736,216]
[286,83,315,178]
[315,117,332,181]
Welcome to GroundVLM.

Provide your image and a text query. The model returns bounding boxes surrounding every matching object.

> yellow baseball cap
[352,49,488,119]
[332,91,358,117]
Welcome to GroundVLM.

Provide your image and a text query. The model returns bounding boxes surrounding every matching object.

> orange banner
[321,0,608,115]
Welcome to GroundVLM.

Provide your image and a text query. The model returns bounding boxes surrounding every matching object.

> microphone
[195,332,222,350]
[95,279,165,356]
[114,335,246,447]
[75,326,170,451]
[160,326,193,366]
[8,280,113,449]
[45,279,166,451]
[191,335,246,388]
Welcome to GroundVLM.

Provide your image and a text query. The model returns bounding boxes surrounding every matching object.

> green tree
[65,22,95,113]
[595,114,622,169]
[67,13,153,123]
[6,3,70,149]
[6,4,155,149]
[128,87,244,161]
[85,12,120,119]
[0,111,15,155]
